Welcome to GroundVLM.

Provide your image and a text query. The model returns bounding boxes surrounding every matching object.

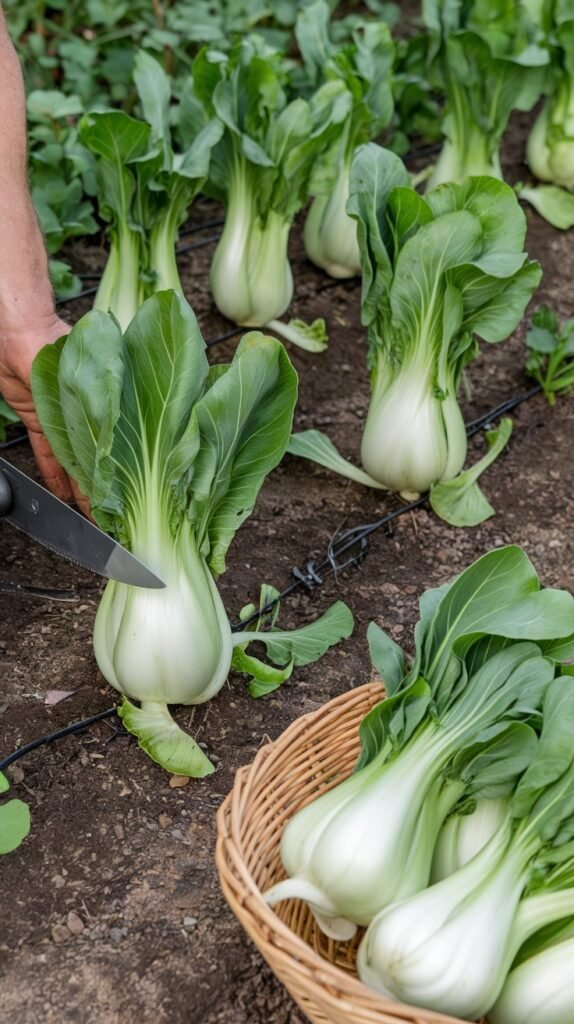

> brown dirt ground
[1,105,574,1023]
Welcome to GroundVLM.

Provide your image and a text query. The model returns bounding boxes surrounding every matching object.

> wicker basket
[216,683,480,1024]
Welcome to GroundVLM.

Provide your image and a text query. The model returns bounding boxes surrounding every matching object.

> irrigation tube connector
[0,381,544,769]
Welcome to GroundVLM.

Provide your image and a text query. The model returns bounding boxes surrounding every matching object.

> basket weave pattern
[216,683,479,1024]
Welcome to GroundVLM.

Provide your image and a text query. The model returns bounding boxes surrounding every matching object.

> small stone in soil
[66,911,84,936]
[51,924,71,944]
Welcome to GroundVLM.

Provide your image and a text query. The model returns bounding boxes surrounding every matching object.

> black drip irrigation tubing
[233,382,544,631]
[0,708,117,773]
[178,216,224,238]
[404,140,443,163]
[55,227,223,309]
[0,382,545,771]
[0,432,29,451]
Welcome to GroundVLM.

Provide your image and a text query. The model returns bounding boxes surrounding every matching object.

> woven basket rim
[216,682,475,1024]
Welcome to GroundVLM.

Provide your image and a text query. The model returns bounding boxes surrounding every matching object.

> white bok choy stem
[295,1,394,279]
[188,39,352,351]
[31,291,354,777]
[288,144,541,524]
[490,926,574,1024]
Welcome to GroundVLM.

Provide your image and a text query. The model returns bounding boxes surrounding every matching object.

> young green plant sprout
[288,144,541,526]
[295,0,394,278]
[265,547,574,946]
[186,39,352,351]
[525,305,574,403]
[31,291,354,778]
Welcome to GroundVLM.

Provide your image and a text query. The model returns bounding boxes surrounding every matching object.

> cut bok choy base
[30,291,354,778]
[288,144,541,525]
[264,544,574,1022]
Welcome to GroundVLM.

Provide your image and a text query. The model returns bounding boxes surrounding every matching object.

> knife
[0,457,165,589]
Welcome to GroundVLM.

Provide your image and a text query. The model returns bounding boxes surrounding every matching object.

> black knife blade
[0,457,165,589]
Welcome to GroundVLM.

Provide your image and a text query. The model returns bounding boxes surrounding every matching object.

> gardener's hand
[0,312,89,511]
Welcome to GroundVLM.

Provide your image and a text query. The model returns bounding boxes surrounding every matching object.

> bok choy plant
[423,0,548,189]
[295,0,394,278]
[525,305,574,403]
[521,2,574,228]
[357,677,574,1019]
[490,921,574,1024]
[186,39,352,350]
[265,546,574,940]
[288,145,541,525]
[30,290,354,778]
[79,52,223,329]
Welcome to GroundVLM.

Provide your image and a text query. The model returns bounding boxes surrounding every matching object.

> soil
[1,104,574,1024]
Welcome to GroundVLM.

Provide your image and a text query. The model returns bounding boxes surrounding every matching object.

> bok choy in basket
[264,545,574,1021]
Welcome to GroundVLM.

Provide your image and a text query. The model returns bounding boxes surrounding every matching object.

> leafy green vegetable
[424,0,549,188]
[527,5,574,191]
[31,291,353,776]
[187,39,351,348]
[79,51,222,329]
[288,145,541,519]
[25,88,97,297]
[0,772,30,856]
[296,0,394,278]
[357,676,574,1019]
[265,546,574,941]
[525,305,574,403]
[490,923,574,1023]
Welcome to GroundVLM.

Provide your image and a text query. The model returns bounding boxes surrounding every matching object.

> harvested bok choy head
[79,52,222,329]
[357,677,574,1019]
[185,39,352,350]
[431,797,510,883]
[521,4,574,228]
[295,0,394,278]
[424,0,548,189]
[490,921,574,1024]
[288,145,541,523]
[31,291,354,777]
[264,545,574,939]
